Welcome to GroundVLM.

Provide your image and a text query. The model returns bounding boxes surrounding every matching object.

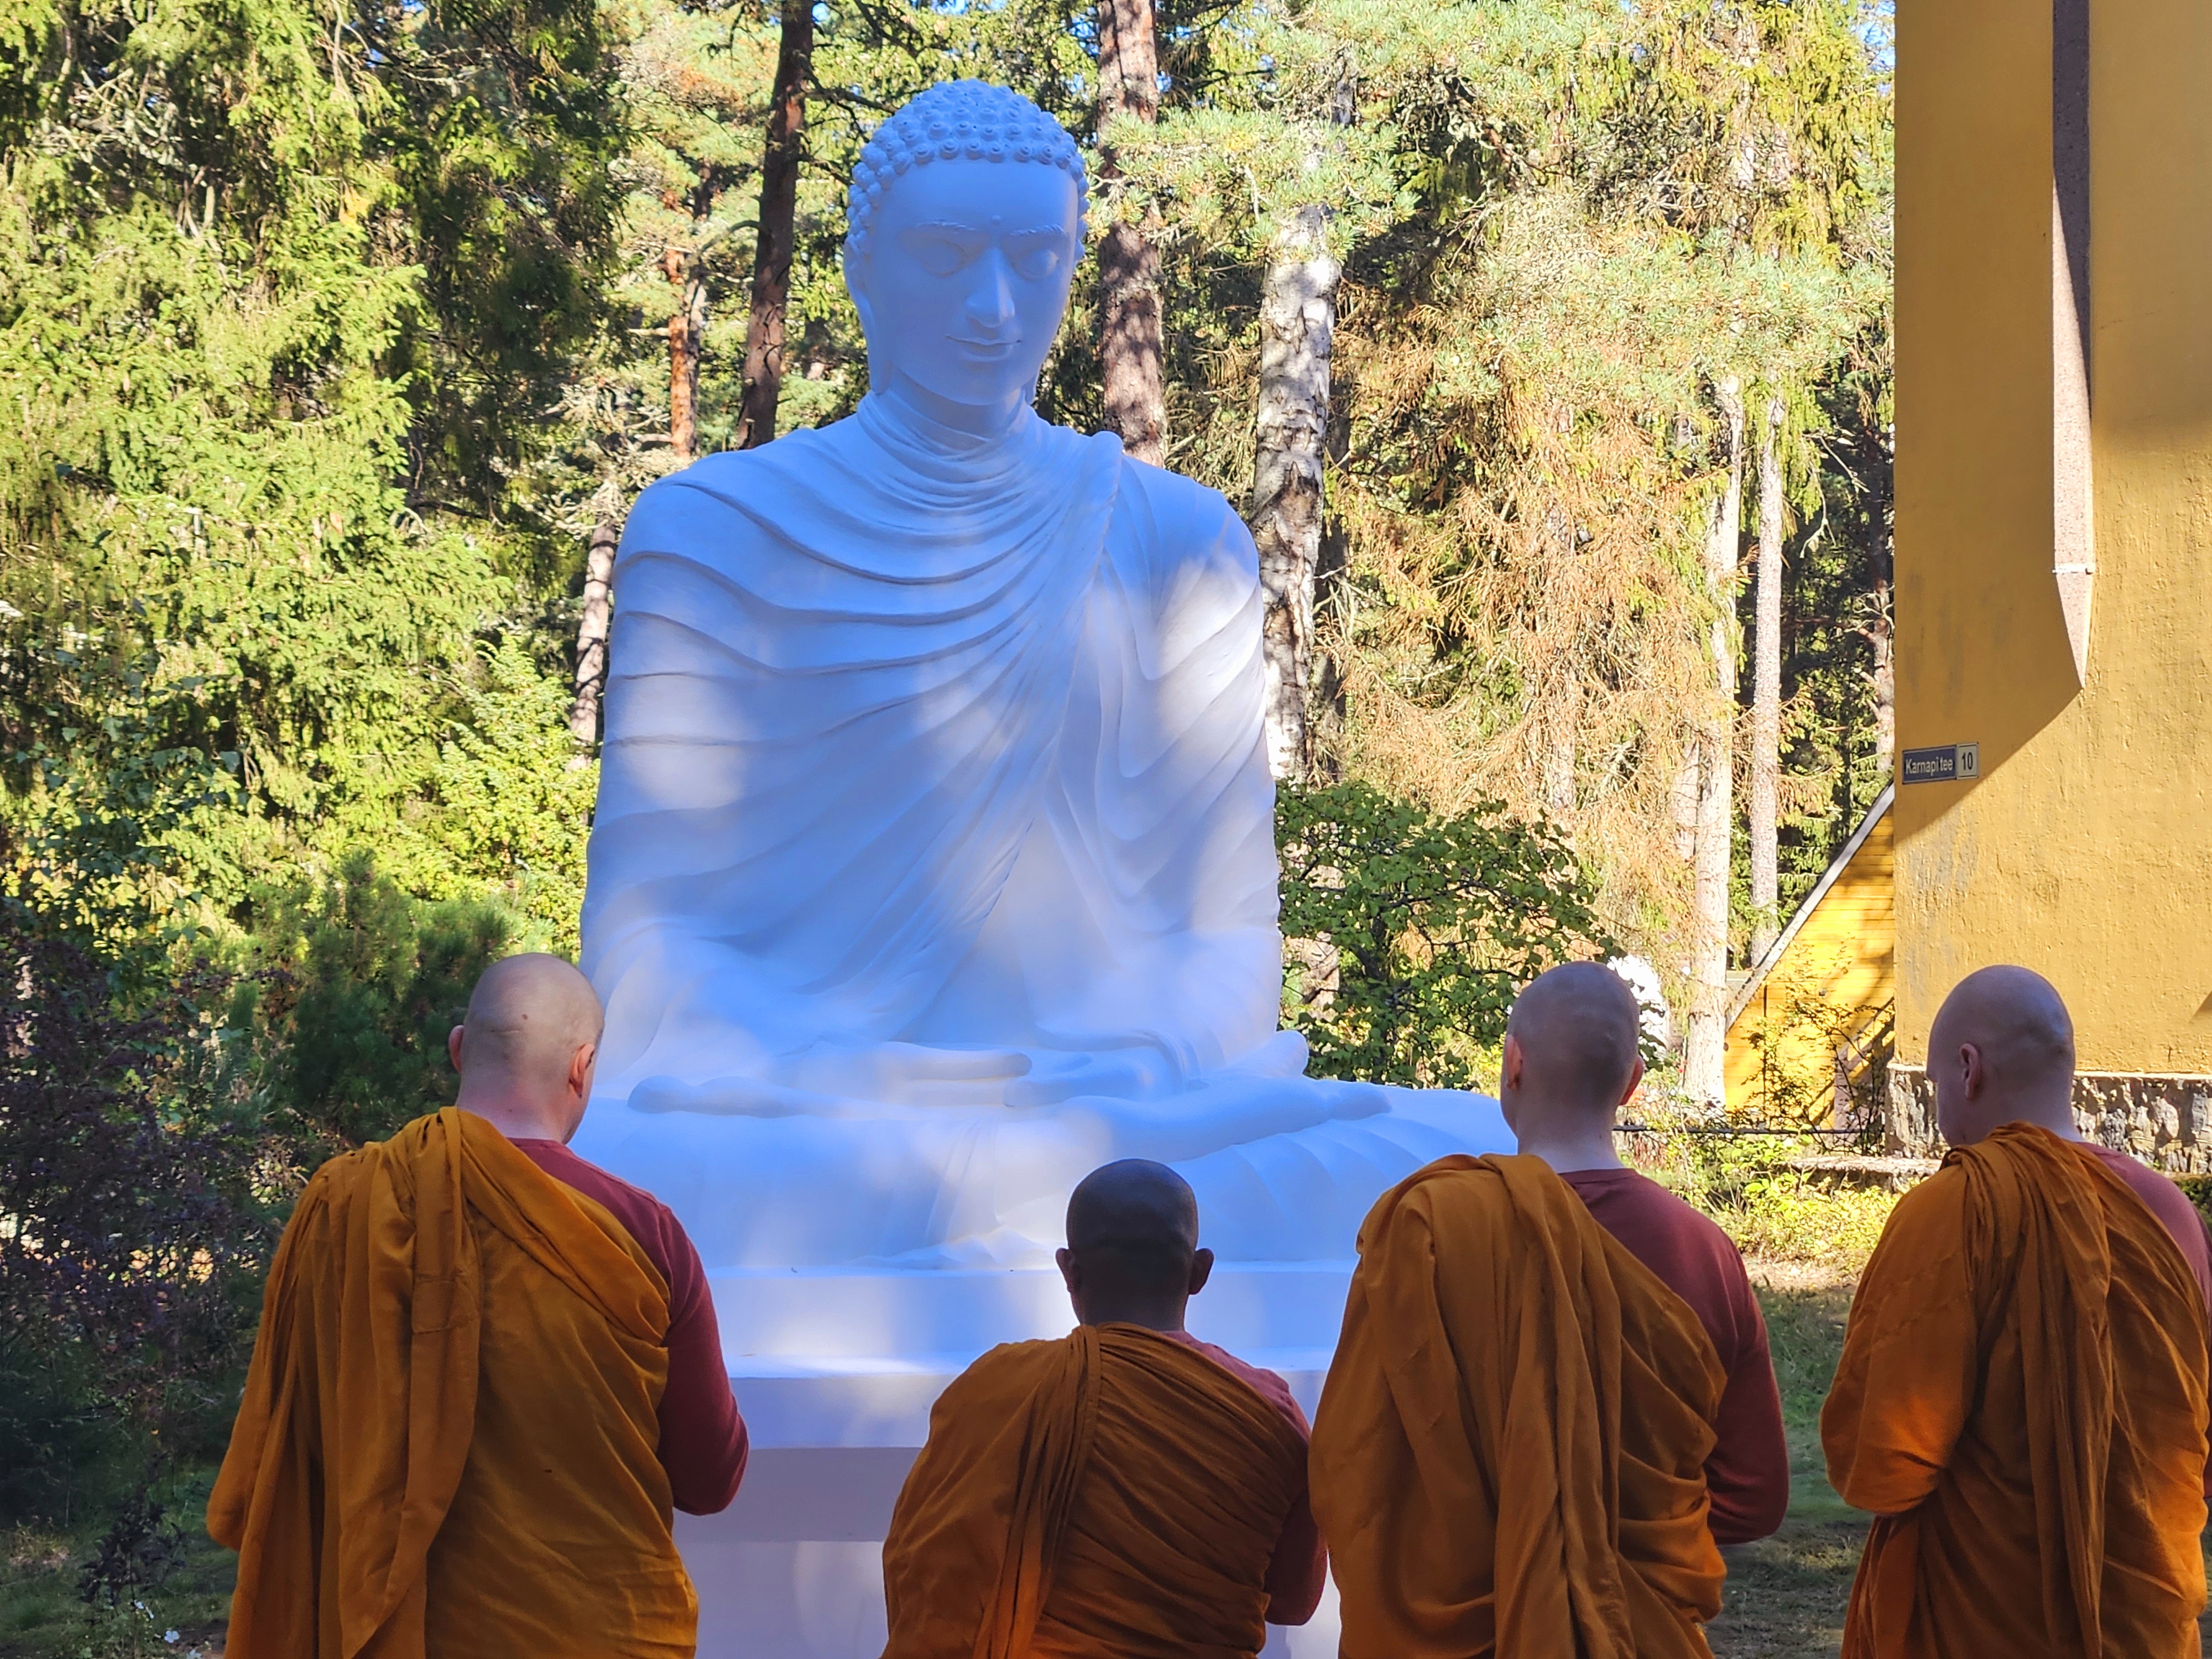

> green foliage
[2176,1175,2212,1232]
[0,0,618,965]
[1626,1107,1901,1269]
[0,1335,128,1527]
[1277,781,1616,1089]
[239,855,515,1155]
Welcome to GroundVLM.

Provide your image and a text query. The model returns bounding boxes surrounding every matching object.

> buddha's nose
[965,255,1017,331]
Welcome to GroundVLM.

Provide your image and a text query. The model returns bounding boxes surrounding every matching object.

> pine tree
[737,0,815,449]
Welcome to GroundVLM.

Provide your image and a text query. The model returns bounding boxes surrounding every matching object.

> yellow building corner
[1891,0,2212,1166]
[1726,790,1895,1123]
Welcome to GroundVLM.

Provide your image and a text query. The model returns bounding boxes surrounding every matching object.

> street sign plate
[1902,742,1980,784]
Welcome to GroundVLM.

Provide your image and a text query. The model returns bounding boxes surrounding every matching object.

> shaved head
[1067,1159,1199,1262]
[450,954,604,1142]
[1057,1160,1212,1331]
[1929,966,2077,1146]
[1506,962,1644,1115]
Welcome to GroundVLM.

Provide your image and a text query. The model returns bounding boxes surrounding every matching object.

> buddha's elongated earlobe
[844,251,881,387]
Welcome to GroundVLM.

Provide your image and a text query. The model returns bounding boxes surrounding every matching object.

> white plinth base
[683,1448,1340,1657]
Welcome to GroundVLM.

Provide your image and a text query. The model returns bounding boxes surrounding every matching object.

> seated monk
[1821,965,2211,1658]
[1310,970,1741,1658]
[880,1159,1323,1657]
[208,954,749,1658]
[1502,963,1790,1544]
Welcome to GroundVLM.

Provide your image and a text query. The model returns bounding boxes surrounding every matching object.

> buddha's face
[847,158,1082,414]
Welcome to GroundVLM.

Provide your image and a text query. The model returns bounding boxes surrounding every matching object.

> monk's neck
[1077,1305,1188,1334]
[455,1094,575,1145]
[1983,1109,2084,1144]
[1514,1125,1627,1175]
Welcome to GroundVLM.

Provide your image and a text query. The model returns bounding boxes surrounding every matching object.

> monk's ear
[1618,1053,1645,1111]
[1055,1246,1079,1295]
[1187,1247,1214,1298]
[447,1025,466,1075]
[1959,1041,1987,1101]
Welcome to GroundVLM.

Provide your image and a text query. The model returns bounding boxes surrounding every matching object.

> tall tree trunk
[1867,583,1894,777]
[1749,389,1785,961]
[1095,0,1164,465]
[665,247,700,462]
[1863,416,1895,778]
[568,505,620,748]
[1684,375,1745,1107]
[737,0,812,451]
[1252,200,1342,784]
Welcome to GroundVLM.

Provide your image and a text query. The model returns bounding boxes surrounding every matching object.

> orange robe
[881,1322,1311,1658]
[1820,1123,2210,1658]
[1310,1154,1728,1659]
[208,1109,697,1659]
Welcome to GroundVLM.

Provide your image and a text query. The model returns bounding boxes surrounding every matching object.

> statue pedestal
[687,1264,1355,1656]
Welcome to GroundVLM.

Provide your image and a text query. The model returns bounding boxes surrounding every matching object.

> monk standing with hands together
[209,954,748,1658]
[1312,962,1788,1658]
[1822,966,2211,1657]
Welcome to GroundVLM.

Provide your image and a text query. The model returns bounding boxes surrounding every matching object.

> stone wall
[1886,1063,2212,1172]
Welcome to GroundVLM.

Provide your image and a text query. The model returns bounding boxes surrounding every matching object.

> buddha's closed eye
[1005,236,1063,280]
[895,223,1067,281]
[900,226,987,276]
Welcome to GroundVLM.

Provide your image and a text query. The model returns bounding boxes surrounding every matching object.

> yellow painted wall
[1727,805,1896,1112]
[1894,0,2212,1071]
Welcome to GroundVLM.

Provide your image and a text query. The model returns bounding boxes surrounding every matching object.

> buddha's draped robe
[208,1110,695,1659]
[881,1323,1310,1658]
[583,394,1289,1114]
[565,393,1513,1275]
[1820,1123,2211,1659]
[1310,1155,1728,1659]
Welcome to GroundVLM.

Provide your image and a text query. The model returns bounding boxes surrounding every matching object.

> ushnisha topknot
[844,80,1089,261]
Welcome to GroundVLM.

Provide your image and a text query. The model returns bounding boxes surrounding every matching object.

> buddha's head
[844,82,1088,420]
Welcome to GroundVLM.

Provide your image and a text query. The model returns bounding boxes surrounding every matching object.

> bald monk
[1821,965,2210,1658]
[210,954,749,1658]
[1503,962,1790,1545]
[1311,967,1737,1658]
[881,1159,1324,1657]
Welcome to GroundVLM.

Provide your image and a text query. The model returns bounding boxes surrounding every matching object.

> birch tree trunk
[1684,375,1745,1106]
[568,506,621,747]
[1094,0,1164,465]
[1252,200,1342,784]
[1749,389,1785,961]
[736,0,812,451]
[1864,419,1895,777]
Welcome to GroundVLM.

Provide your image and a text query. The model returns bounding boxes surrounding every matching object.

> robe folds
[881,1322,1310,1658]
[208,1110,696,1659]
[585,393,1287,1111]
[1310,1154,1729,1659]
[1821,1123,2211,1659]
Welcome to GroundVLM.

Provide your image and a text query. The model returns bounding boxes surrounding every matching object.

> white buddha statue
[572,81,1504,1275]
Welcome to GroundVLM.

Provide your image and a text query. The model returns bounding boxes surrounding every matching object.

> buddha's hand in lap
[774,1041,1036,1108]
[1000,1048,1181,1107]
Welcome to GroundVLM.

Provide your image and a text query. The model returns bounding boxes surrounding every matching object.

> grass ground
[0,1472,231,1659]
[1705,1262,1865,1658]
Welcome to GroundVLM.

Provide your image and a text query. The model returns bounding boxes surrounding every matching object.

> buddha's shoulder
[622,427,848,533]
[1108,451,1258,581]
